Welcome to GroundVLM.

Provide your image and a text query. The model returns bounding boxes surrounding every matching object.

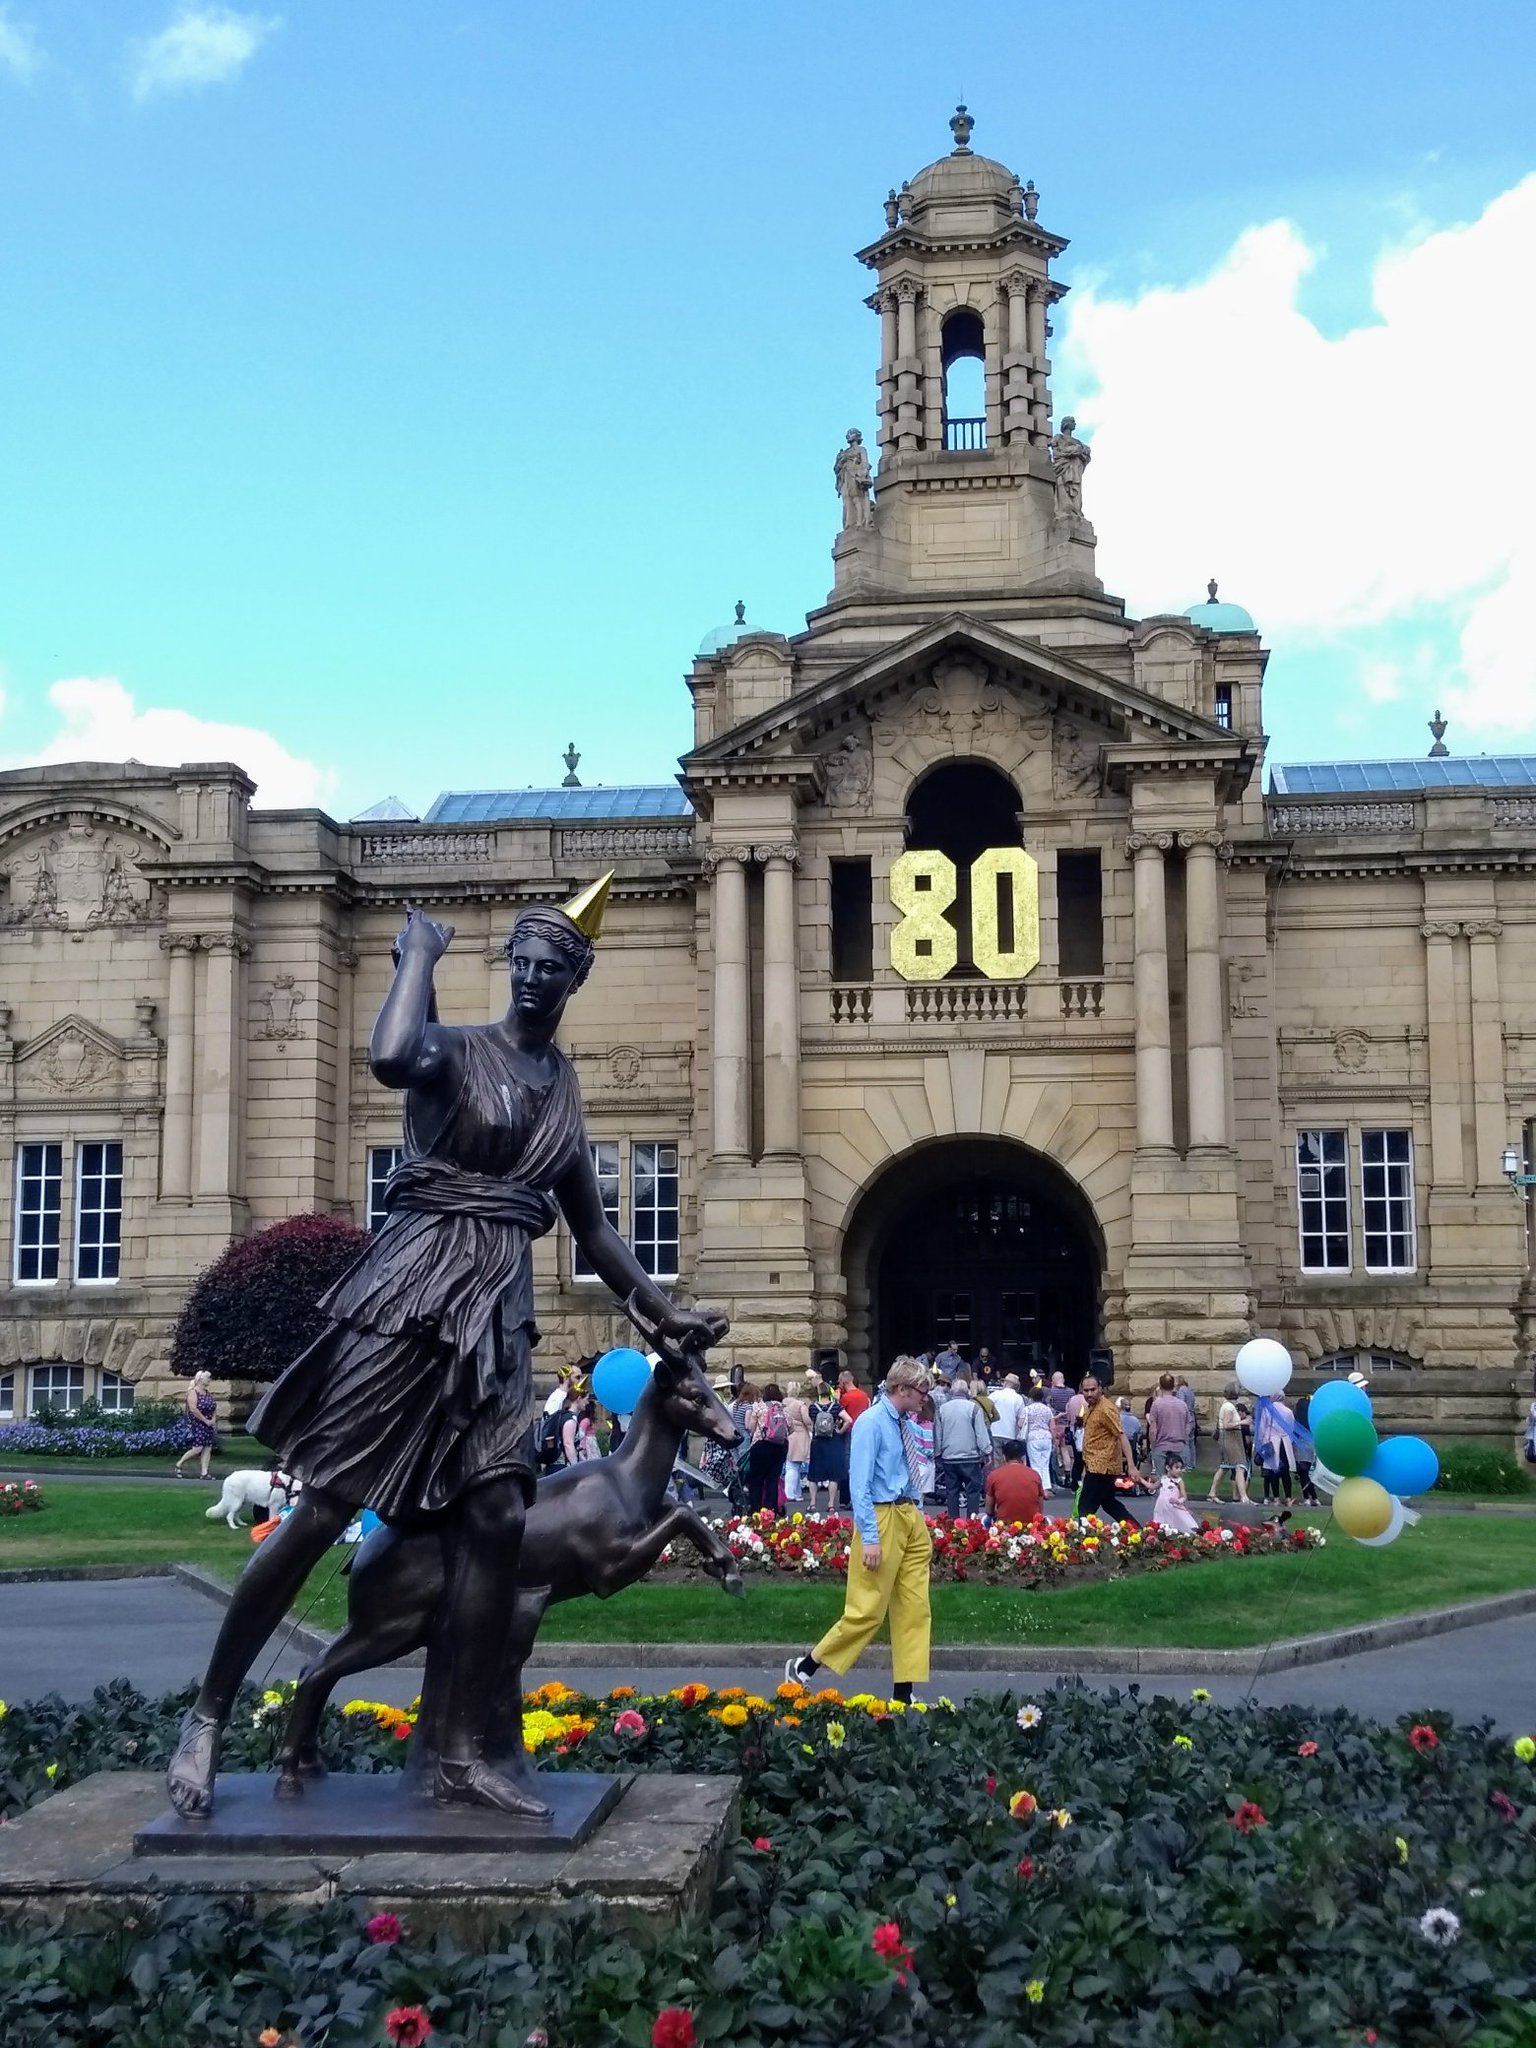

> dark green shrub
[1434,1441,1533,1497]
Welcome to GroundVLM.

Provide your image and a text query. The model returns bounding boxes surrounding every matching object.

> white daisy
[1016,1703,1043,1730]
[1418,1906,1461,1947]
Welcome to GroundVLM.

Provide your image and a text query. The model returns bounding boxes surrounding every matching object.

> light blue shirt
[848,1392,922,1547]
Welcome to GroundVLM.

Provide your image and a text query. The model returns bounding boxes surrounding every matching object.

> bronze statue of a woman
[166,879,727,1821]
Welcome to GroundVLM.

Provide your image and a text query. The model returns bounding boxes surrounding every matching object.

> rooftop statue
[835,427,873,530]
[166,879,728,1824]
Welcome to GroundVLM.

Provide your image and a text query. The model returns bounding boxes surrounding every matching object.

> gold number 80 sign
[889,848,1041,982]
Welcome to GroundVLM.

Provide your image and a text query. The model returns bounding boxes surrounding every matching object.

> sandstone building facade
[3,114,1532,1438]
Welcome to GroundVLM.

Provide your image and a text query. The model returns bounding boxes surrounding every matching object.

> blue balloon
[1364,1434,1439,1497]
[592,1347,653,1414]
[1307,1379,1372,1427]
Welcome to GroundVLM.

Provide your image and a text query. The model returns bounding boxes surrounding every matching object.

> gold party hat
[560,870,613,943]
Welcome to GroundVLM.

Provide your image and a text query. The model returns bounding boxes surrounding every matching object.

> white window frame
[366,1145,404,1233]
[74,1139,123,1284]
[97,1369,135,1414]
[631,1140,680,1284]
[1296,1128,1351,1274]
[0,1370,14,1420]
[1360,1128,1416,1274]
[573,1140,621,1282]
[13,1141,64,1287]
[28,1363,85,1415]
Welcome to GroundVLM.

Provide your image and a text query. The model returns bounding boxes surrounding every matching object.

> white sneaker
[785,1655,812,1686]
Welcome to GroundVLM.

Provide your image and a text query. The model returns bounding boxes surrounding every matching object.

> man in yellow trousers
[785,1355,932,1703]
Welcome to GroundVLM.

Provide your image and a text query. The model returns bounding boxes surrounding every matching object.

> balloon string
[1239,1507,1327,1711]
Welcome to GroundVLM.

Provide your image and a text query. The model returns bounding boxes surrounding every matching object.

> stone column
[759,843,801,1157]
[1180,830,1230,1149]
[895,279,917,360]
[330,945,358,1209]
[159,932,199,1200]
[1466,920,1505,1189]
[1128,833,1175,1151]
[1422,921,1465,1190]
[196,932,249,1199]
[709,848,752,1160]
[894,280,922,452]
[1026,281,1047,359]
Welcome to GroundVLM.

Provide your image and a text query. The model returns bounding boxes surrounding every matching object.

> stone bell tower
[832,105,1101,603]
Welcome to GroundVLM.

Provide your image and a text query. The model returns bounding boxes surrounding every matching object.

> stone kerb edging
[159,1563,1536,1679]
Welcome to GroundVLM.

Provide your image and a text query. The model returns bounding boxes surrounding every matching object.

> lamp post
[1501,1143,1536,1190]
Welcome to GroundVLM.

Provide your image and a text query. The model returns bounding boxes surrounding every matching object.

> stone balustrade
[356,830,495,865]
[905,981,1029,1024]
[557,825,696,861]
[1492,797,1536,828]
[1266,801,1417,836]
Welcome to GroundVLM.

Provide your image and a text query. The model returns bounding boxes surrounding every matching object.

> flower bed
[0,1417,194,1460]
[2,1677,1534,2045]
[0,1479,44,1519]
[687,1507,1323,1584]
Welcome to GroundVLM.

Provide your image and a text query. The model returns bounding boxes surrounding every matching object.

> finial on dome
[733,599,746,625]
[561,742,581,789]
[1207,578,1219,603]
[949,103,974,154]
[884,187,899,228]
[1023,178,1039,221]
[1427,709,1449,759]
[559,870,613,942]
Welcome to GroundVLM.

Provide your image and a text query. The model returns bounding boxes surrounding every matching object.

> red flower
[985,1776,997,1795]
[650,2011,695,2048]
[385,2009,432,2047]
[1408,1723,1439,1753]
[366,1911,402,1945]
[1016,1855,1035,1880]
[1297,1741,1319,1758]
[752,1835,773,1852]
[393,1722,412,1741]
[1230,1801,1268,1834]
[1365,2033,1378,2045]
[1491,1790,1519,1821]
[871,1920,907,1959]
[614,1709,648,1737]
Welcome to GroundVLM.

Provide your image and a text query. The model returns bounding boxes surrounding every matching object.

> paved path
[2,1577,1531,1733]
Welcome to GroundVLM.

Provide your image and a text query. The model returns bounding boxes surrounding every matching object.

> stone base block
[0,1770,739,1935]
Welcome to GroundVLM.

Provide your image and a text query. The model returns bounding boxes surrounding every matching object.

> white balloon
[1357,1494,1407,1547]
[1311,1460,1343,1496]
[1234,1337,1293,1397]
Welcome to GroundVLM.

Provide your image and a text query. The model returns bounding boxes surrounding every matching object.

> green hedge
[1,1678,1534,2045]
[1434,1441,1533,1497]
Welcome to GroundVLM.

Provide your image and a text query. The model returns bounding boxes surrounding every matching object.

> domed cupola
[1182,580,1257,634]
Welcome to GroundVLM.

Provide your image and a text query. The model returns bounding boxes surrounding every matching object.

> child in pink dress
[1152,1455,1199,1534]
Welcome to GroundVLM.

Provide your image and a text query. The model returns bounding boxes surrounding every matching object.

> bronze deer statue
[273,1326,742,1799]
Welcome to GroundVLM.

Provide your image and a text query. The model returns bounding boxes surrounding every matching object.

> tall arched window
[941,311,986,449]
[905,760,1021,976]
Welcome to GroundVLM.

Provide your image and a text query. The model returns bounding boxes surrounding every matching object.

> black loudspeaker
[1088,1345,1115,1388]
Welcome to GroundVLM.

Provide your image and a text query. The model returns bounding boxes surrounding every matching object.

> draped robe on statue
[250,1028,584,1520]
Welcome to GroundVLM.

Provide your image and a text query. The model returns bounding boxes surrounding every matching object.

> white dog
[205,1469,300,1531]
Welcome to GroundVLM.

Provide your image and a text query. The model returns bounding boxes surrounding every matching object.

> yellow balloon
[1334,1476,1395,1541]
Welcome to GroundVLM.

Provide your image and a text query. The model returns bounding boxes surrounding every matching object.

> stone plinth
[0,1770,739,1935]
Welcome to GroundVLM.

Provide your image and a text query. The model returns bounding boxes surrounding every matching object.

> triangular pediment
[683,613,1243,772]
[14,1014,130,1097]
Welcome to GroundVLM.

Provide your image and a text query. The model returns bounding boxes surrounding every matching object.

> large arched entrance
[842,1139,1104,1381]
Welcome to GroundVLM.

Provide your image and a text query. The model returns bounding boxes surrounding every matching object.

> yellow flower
[846,1693,878,1711]
[776,1681,806,1701]
[1025,1979,1045,2005]
[1173,1735,1193,1750]
[887,1701,908,1715]
[1191,1688,1211,1703]
[936,1697,956,1712]
[718,1703,749,1729]
[910,1702,929,1715]
[826,1721,846,1749]
[608,1686,636,1701]
[45,1761,58,1781]
[802,1743,815,1755]
[791,1512,804,1525]
[1053,1807,1073,1829]
[716,1687,747,1702]
[944,1892,957,1907]
[0,1701,7,1721]
[1514,1735,1536,1763]
[743,1696,769,1714]
[813,1687,844,1704]
[1396,1835,1410,1865]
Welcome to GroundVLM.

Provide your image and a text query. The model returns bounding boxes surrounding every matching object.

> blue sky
[2,1,1532,815]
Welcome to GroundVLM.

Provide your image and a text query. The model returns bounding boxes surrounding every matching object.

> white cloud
[2,676,337,810]
[0,11,41,82]
[1058,175,1536,737]
[128,5,278,102]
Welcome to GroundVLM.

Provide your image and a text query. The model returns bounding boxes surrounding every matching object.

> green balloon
[1313,1409,1379,1478]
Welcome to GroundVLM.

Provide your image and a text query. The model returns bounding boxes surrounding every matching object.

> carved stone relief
[818,729,873,811]
[1332,1028,1371,1072]
[255,974,307,1041]
[1,821,154,930]
[19,1021,123,1095]
[1051,715,1101,798]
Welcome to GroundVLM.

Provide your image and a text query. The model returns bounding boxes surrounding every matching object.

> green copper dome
[1183,580,1256,633]
[698,599,758,658]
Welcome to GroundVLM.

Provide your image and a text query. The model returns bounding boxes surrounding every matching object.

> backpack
[813,1403,837,1438]
[536,1408,564,1472]
[762,1401,788,1445]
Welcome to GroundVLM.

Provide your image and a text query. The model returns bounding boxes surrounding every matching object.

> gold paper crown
[559,870,613,943]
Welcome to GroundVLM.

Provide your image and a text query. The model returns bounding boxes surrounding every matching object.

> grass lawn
[4,1482,1535,1650]
[0,1433,267,1478]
